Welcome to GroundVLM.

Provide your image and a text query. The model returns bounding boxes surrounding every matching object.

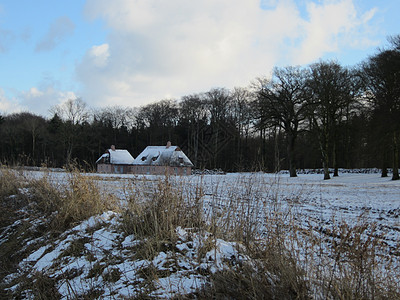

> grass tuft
[121,175,204,260]
[0,166,22,199]
[27,168,118,230]
[2,169,400,299]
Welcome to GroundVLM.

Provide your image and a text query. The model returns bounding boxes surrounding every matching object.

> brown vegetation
[1,168,399,298]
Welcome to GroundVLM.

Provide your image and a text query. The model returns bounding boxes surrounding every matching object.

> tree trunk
[287,132,297,177]
[32,132,36,165]
[319,130,330,180]
[332,141,339,177]
[274,128,280,173]
[261,128,266,171]
[194,122,199,167]
[382,166,388,177]
[322,153,330,180]
[214,122,219,169]
[393,132,399,180]
[382,147,388,177]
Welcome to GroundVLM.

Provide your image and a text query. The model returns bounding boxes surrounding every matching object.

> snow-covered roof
[133,145,193,167]
[96,149,135,165]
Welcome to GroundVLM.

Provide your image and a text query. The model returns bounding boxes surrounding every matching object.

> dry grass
[197,176,310,299]
[194,175,400,299]
[0,166,23,200]
[0,166,119,297]
[27,168,118,230]
[0,167,25,229]
[315,221,400,299]
[121,175,204,259]
[2,168,400,299]
[119,174,400,299]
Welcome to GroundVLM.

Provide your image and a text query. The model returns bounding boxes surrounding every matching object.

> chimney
[166,141,171,149]
[111,145,116,151]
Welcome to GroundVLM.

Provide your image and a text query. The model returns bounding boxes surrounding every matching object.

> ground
[1,169,399,299]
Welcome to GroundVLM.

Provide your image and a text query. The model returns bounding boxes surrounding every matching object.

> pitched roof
[133,145,193,167]
[96,149,135,165]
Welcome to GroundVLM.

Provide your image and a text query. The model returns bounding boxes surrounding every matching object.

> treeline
[0,36,399,179]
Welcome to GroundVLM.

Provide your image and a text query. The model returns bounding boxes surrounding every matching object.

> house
[95,142,194,175]
[132,141,194,175]
[96,145,135,174]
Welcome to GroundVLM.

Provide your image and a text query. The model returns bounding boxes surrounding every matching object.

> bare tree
[363,35,400,180]
[137,100,179,144]
[204,88,235,169]
[307,61,355,180]
[22,113,46,164]
[52,98,89,125]
[95,105,137,129]
[231,87,253,169]
[254,66,310,177]
[50,98,90,166]
[94,105,137,145]
[179,94,209,167]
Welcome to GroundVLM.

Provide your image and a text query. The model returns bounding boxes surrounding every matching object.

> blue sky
[0,0,399,116]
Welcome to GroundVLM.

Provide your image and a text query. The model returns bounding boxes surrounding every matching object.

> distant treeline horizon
[1,35,399,180]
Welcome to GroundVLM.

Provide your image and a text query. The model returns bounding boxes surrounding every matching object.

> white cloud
[0,85,79,116]
[88,44,110,67]
[292,0,377,64]
[79,0,378,108]
[0,88,23,113]
[35,16,75,52]
[19,86,77,116]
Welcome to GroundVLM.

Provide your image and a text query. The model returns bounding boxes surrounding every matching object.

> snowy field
[84,170,400,251]
[3,169,400,298]
[23,169,400,235]
[192,172,400,255]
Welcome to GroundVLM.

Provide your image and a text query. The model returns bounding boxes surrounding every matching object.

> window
[152,152,160,161]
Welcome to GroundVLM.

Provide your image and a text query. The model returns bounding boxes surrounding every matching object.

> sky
[0,0,399,117]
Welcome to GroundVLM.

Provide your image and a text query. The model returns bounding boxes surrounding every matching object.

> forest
[0,36,399,180]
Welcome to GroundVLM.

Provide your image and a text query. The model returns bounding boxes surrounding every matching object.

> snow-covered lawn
[3,169,400,298]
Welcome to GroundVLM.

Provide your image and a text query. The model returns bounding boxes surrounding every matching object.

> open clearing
[2,169,400,298]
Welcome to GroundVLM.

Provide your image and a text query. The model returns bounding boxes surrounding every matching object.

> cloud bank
[76,0,377,108]
[0,88,21,113]
[0,86,77,116]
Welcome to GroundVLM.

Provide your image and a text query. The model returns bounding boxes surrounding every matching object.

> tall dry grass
[315,221,400,299]
[27,168,118,230]
[192,174,400,299]
[117,173,400,298]
[121,175,205,260]
[0,166,22,199]
[0,166,119,298]
[2,168,400,299]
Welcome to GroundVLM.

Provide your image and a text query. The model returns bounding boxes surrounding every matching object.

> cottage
[96,145,135,174]
[132,142,194,175]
